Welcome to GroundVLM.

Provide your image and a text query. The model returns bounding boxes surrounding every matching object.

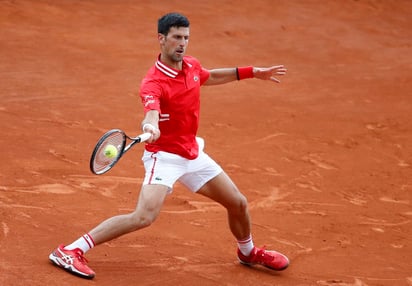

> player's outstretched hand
[253,65,287,83]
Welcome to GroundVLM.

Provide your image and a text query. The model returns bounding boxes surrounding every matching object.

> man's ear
[158,33,166,44]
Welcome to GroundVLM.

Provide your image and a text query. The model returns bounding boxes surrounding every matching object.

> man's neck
[160,54,183,70]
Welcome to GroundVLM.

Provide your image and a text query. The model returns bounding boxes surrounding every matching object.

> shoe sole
[238,258,289,271]
[49,253,95,279]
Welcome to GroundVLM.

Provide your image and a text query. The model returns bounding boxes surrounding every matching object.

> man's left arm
[203,65,287,86]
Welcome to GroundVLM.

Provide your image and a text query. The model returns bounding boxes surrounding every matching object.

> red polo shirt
[140,55,210,159]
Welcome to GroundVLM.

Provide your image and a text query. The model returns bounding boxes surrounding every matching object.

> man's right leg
[89,184,169,244]
[49,184,169,279]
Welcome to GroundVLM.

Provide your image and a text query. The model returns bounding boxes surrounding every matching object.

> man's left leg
[197,172,289,271]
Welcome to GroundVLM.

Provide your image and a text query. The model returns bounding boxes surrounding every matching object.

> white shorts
[141,137,223,193]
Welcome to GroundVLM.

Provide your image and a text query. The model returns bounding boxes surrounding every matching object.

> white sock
[237,234,254,256]
[64,233,95,254]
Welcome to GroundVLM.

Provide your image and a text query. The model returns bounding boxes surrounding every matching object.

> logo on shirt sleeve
[144,95,155,107]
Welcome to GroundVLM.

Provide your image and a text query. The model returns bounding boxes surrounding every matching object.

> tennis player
[49,12,289,279]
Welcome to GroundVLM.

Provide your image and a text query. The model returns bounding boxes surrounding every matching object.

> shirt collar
[155,54,192,78]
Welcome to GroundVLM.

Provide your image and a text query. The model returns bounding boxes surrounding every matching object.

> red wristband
[236,66,254,80]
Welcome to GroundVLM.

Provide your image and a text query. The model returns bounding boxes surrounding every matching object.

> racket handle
[137,132,152,142]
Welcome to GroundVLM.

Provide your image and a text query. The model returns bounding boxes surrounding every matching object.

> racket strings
[92,132,124,173]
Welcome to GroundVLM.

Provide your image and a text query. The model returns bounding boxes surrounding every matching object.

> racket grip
[138,132,152,142]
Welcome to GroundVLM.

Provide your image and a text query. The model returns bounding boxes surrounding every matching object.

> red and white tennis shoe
[49,244,95,279]
[237,246,289,271]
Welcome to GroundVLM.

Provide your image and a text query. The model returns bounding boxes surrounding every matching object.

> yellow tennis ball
[104,144,118,158]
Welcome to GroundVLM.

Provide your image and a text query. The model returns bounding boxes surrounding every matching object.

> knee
[228,193,248,215]
[138,215,156,229]
[238,194,248,213]
[129,212,158,231]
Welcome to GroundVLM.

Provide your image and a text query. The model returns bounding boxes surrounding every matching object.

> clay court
[1,0,411,285]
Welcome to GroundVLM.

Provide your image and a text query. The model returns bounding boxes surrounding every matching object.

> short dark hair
[158,13,190,35]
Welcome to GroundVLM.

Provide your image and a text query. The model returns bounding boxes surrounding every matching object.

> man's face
[159,26,189,63]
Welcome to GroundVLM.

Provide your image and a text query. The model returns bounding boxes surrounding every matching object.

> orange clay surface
[1,1,411,285]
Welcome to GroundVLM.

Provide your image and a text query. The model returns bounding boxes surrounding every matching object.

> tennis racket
[90,129,151,175]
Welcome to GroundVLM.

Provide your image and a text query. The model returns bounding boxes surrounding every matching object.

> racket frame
[90,129,151,175]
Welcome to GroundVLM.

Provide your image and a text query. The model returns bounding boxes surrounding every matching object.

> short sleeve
[140,78,162,114]
[199,67,210,85]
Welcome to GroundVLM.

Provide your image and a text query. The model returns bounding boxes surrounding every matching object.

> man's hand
[142,123,161,143]
[253,65,287,83]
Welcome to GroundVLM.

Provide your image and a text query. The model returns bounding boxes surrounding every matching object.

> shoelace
[255,246,275,263]
[73,249,89,264]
